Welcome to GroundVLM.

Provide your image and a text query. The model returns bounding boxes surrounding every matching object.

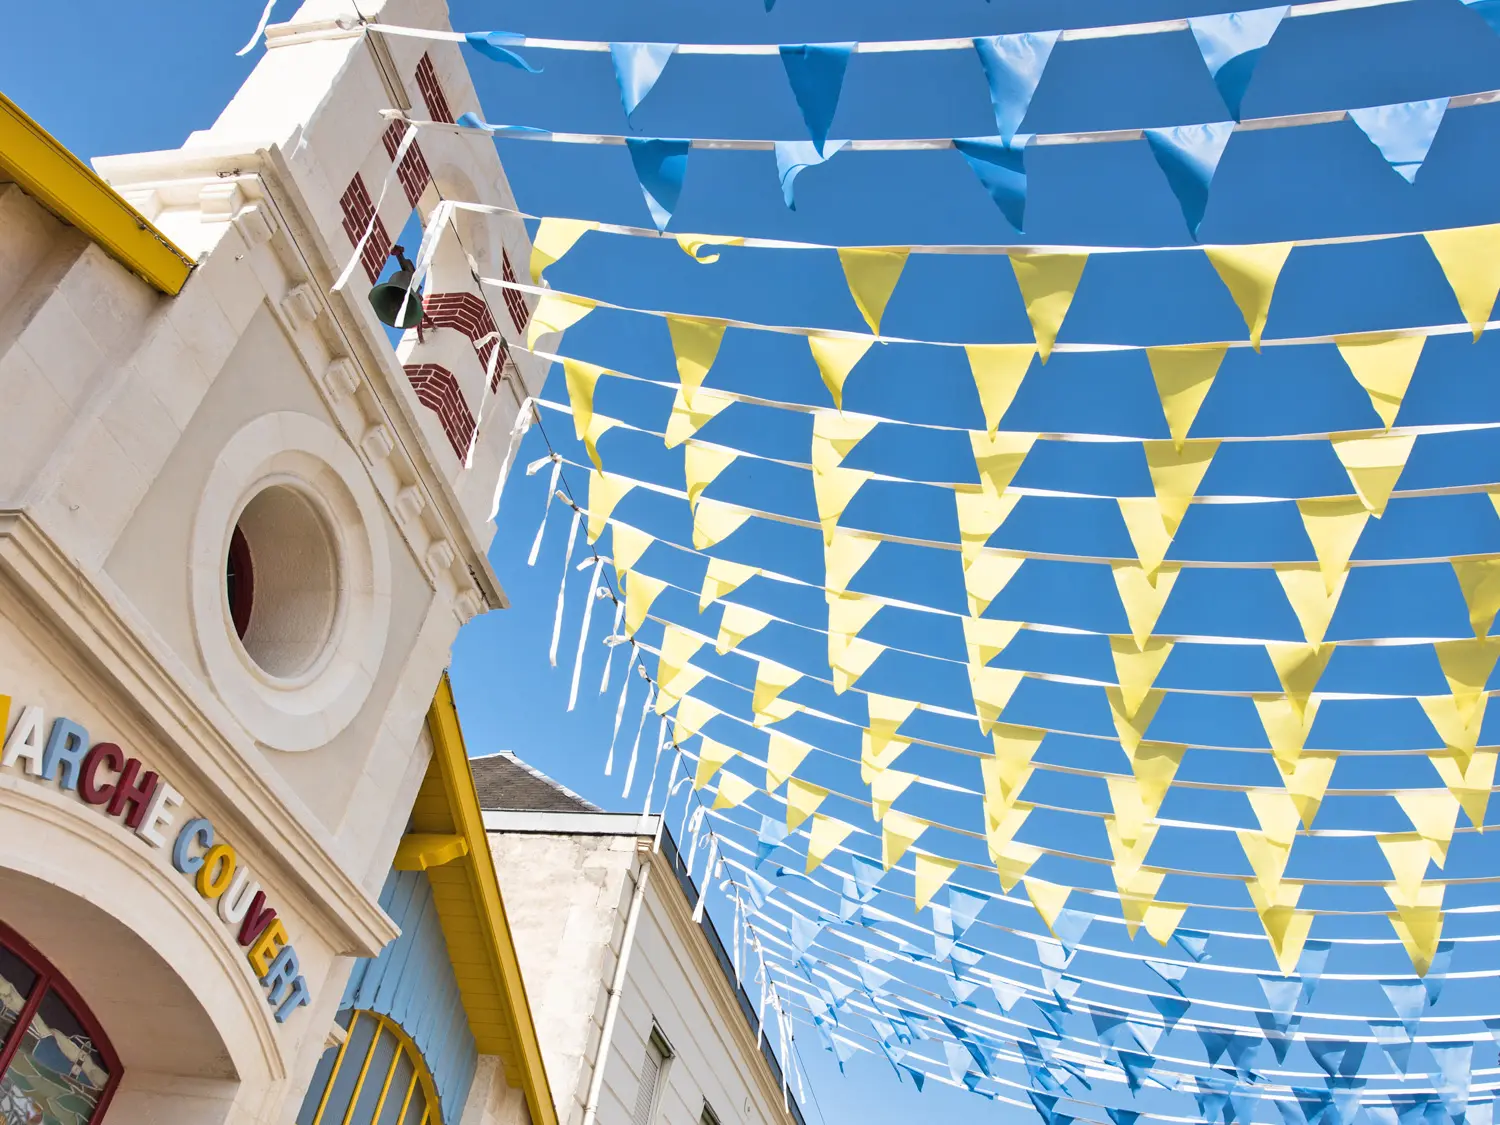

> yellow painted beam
[0,91,193,295]
[393,833,470,872]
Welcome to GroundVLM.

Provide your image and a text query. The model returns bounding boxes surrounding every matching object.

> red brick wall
[499,250,530,334]
[382,121,433,207]
[415,53,454,124]
[423,291,510,390]
[338,173,392,283]
[404,363,475,459]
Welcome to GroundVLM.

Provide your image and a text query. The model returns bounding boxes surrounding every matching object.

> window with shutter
[632,1027,672,1125]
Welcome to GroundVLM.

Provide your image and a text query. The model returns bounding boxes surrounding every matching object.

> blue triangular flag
[1272,1092,1306,1125]
[1467,1095,1495,1125]
[858,962,894,992]
[1226,1034,1262,1082]
[1174,929,1212,962]
[1294,1086,1332,1125]
[943,1039,973,1083]
[1296,940,1331,1004]
[990,977,1027,1010]
[954,135,1030,231]
[1381,980,1428,1039]
[1254,1009,1298,1064]
[1107,1110,1141,1125]
[949,886,990,935]
[1186,6,1288,119]
[1145,958,1190,995]
[453,112,549,139]
[942,1017,992,1074]
[745,868,777,910]
[789,912,823,954]
[1128,1020,1163,1054]
[1149,993,1191,1031]
[773,139,848,210]
[465,31,542,72]
[1462,0,1500,35]
[1036,937,1071,969]
[1348,98,1448,183]
[1119,1051,1155,1094]
[779,43,855,153]
[1423,941,1455,1005]
[1033,997,1069,1038]
[1259,976,1301,1028]
[1198,1026,1234,1065]
[1194,1074,1234,1124]
[849,854,883,899]
[1144,122,1235,238]
[1369,1020,1414,1074]
[610,43,676,121]
[1052,908,1092,953]
[972,32,1059,145]
[756,815,789,866]
[1308,1039,1365,1080]
[1091,1011,1130,1052]
[902,1065,926,1091]
[948,976,982,1006]
[1428,1042,1474,1118]
[625,138,689,231]
[1029,1091,1060,1123]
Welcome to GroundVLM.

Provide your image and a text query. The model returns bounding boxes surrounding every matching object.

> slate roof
[468,752,600,813]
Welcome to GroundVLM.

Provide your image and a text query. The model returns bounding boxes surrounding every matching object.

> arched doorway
[0,919,121,1125]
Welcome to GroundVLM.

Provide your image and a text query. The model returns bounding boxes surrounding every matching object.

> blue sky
[12,1,1500,1121]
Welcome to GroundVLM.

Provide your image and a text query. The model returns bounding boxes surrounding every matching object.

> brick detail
[415,53,454,124]
[405,363,475,459]
[339,173,391,283]
[382,122,433,206]
[424,291,508,390]
[499,249,530,334]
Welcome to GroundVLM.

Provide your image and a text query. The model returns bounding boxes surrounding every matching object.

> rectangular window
[701,1101,722,1125]
[632,1026,672,1125]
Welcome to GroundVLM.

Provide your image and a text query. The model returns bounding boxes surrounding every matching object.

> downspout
[580,836,655,1125]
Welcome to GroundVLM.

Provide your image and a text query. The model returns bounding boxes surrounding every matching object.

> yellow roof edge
[0,91,194,295]
[427,674,560,1125]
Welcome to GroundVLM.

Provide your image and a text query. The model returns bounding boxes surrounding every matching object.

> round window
[226,483,341,680]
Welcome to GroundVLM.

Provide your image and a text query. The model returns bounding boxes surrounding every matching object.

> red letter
[106,758,160,830]
[78,743,124,806]
[238,891,278,947]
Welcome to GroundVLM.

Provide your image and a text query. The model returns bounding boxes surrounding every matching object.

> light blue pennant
[1149,993,1191,1030]
[942,1016,993,1074]
[610,43,677,121]
[1381,980,1428,1039]
[454,112,550,138]
[774,139,849,210]
[1467,1096,1496,1125]
[744,868,777,910]
[1033,996,1069,1038]
[1145,958,1190,995]
[972,32,1059,144]
[755,815,788,866]
[789,911,824,954]
[625,137,690,230]
[1107,1109,1141,1125]
[948,976,983,1006]
[1198,1027,1234,1066]
[1254,1008,1298,1064]
[901,1065,926,1091]
[1308,1039,1366,1081]
[465,31,542,72]
[1369,1020,1414,1074]
[948,886,990,934]
[1174,929,1212,962]
[1427,1042,1474,1118]
[1259,976,1302,1028]
[779,43,856,153]
[1051,908,1091,953]
[954,135,1030,231]
[1127,1020,1163,1054]
[1461,0,1500,35]
[944,1040,974,1083]
[1145,122,1236,237]
[1226,1035,1262,1082]
[1119,1051,1154,1094]
[1186,7,1288,119]
[990,977,1027,1010]
[1348,98,1449,183]
[1296,939,1331,1003]
[1422,940,1455,1005]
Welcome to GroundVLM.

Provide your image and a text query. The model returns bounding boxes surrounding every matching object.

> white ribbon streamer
[598,598,626,693]
[490,397,535,520]
[620,681,655,797]
[237,0,278,56]
[331,124,418,292]
[525,457,561,567]
[548,508,580,667]
[640,718,669,813]
[691,834,718,923]
[464,331,505,470]
[568,561,606,710]
[602,647,640,775]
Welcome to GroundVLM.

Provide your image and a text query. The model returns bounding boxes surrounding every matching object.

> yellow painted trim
[425,674,559,1125]
[365,1012,442,1125]
[394,833,470,871]
[0,91,193,295]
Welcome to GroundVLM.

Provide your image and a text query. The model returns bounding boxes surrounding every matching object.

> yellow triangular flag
[675,233,744,264]
[611,523,652,582]
[587,469,635,544]
[986,801,1031,847]
[1386,882,1446,975]
[1255,694,1322,769]
[1022,877,1072,935]
[1420,694,1487,770]
[713,770,757,810]
[1275,564,1348,646]
[1238,830,1293,899]
[1125,740,1186,816]
[1118,868,1168,939]
[1146,344,1227,451]
[871,768,916,820]
[1144,440,1218,534]
[766,733,812,791]
[1430,748,1497,829]
[754,696,804,732]
[1297,497,1370,596]
[654,665,706,714]
[833,638,884,694]
[694,737,738,789]
[683,441,737,511]
[692,497,750,550]
[564,358,606,442]
[984,724,1044,812]
[529,217,596,281]
[1335,332,1425,429]
[1111,563,1181,649]
[970,431,1037,500]
[1106,817,1159,887]
[812,465,872,545]
[1434,637,1500,726]
[1252,883,1315,977]
[913,853,961,912]
[1274,750,1337,828]
[1395,790,1461,866]
[808,335,874,409]
[580,413,618,473]
[1110,636,1175,717]
[753,658,802,718]
[657,626,706,692]
[716,602,772,654]
[664,387,736,449]
[963,617,1023,669]
[1117,497,1175,578]
[963,548,1026,618]
[787,778,828,832]
[861,732,910,785]
[1330,431,1416,517]
[970,665,1026,736]
[994,840,1043,892]
[812,411,878,471]
[1107,777,1154,847]
[867,693,918,750]
[825,529,880,594]
[672,695,717,744]
[1452,557,1500,639]
[1106,688,1165,756]
[667,315,727,404]
[828,592,883,667]
[1425,224,1500,339]
[624,571,666,636]
[1143,902,1190,946]
[1267,642,1334,717]
[956,488,1022,561]
[1248,789,1302,848]
[965,345,1035,436]
[805,812,851,872]
[1204,242,1293,350]
[882,810,927,870]
[525,291,596,350]
[1009,251,1087,363]
[837,247,909,335]
[700,558,758,612]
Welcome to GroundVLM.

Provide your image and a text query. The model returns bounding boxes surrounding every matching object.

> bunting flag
[667,315,727,404]
[464,30,541,71]
[1330,431,1415,516]
[1146,344,1227,451]
[699,557,758,610]
[1451,556,1500,638]
[881,809,927,869]
[1008,251,1086,362]
[716,602,772,654]
[1112,562,1181,648]
[787,777,828,831]
[1275,564,1347,646]
[973,32,1058,144]
[1296,497,1370,595]
[825,529,880,593]
[1145,438,1218,533]
[954,136,1031,231]
[665,386,736,447]
[965,345,1035,436]
[808,334,875,409]
[692,497,750,548]
[1204,243,1292,350]
[713,770,757,809]
[913,853,961,911]
[1186,6,1288,120]
[625,137,690,230]
[587,469,636,544]
[683,441,737,510]
[694,736,738,789]
[765,732,812,791]
[610,523,652,581]
[837,248,908,335]
[526,291,597,350]
[1145,122,1236,237]
[1424,224,1500,339]
[610,42,676,120]
[780,43,855,153]
[530,217,597,281]
[805,813,854,872]
[675,233,745,264]
[774,139,849,210]
[1348,98,1449,182]
[1335,332,1425,430]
